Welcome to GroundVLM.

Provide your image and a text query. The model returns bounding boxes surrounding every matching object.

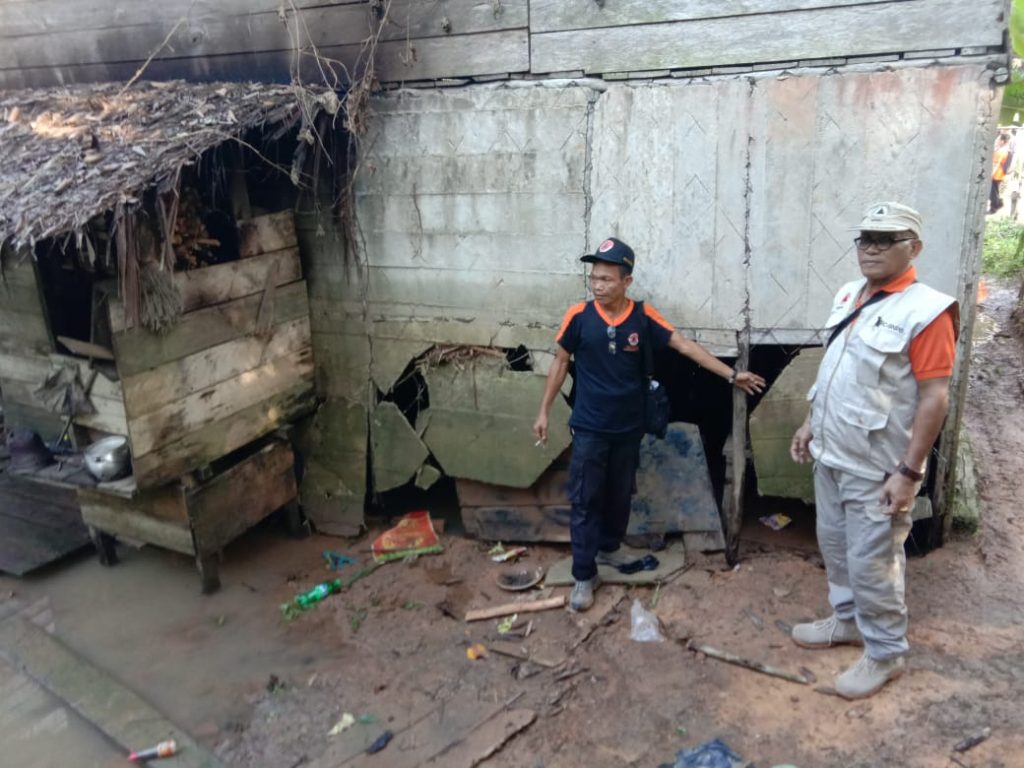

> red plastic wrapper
[371,510,443,563]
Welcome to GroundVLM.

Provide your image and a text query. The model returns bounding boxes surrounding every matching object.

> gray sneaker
[791,614,864,649]
[596,546,645,568]
[569,576,600,612]
[835,652,905,699]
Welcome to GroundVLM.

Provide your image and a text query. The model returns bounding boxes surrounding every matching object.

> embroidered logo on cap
[871,205,888,217]
[598,239,615,252]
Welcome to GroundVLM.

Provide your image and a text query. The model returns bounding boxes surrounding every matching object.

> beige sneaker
[835,652,906,699]
[596,545,646,568]
[569,576,600,612]
[791,614,864,649]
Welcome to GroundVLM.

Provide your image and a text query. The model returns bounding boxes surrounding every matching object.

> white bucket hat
[851,201,923,236]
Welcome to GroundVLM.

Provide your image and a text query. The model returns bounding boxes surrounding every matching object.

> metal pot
[84,436,130,482]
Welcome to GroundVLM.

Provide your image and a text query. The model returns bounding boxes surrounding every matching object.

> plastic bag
[629,598,665,642]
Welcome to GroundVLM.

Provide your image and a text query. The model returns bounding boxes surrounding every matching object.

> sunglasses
[854,234,916,252]
[607,325,616,354]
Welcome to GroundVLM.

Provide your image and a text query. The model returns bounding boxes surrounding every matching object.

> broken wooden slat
[685,639,811,685]
[55,336,114,361]
[175,248,301,312]
[237,213,299,259]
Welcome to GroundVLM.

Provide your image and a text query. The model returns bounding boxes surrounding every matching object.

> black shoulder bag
[825,289,893,347]
[636,301,670,439]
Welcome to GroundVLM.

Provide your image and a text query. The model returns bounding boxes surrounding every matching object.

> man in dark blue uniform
[533,237,765,611]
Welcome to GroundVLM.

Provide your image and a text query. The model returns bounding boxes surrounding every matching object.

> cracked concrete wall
[298,63,997,531]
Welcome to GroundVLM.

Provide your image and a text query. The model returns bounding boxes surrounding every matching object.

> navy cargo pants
[568,428,643,581]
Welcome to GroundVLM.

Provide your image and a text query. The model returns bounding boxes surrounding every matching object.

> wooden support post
[284,499,307,538]
[723,334,750,566]
[88,526,118,566]
[195,552,220,594]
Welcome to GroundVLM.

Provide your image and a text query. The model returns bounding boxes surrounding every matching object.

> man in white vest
[789,201,958,699]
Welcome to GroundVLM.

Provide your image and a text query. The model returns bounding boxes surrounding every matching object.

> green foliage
[982,217,1024,277]
[1013,0,1024,57]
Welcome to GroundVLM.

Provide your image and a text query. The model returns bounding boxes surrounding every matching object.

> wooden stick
[686,639,810,685]
[464,596,565,622]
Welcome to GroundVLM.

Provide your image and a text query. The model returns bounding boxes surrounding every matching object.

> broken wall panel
[370,401,429,492]
[749,347,823,503]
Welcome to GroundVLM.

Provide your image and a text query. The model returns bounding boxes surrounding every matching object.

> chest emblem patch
[628,332,640,346]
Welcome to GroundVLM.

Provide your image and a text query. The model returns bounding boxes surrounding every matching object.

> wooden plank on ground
[0,615,223,768]
[111,280,309,375]
[131,381,316,489]
[77,486,194,555]
[121,316,312,419]
[529,0,1005,74]
[126,346,314,457]
[237,212,299,258]
[187,442,296,554]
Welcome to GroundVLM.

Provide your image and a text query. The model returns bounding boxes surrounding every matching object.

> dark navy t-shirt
[556,300,674,434]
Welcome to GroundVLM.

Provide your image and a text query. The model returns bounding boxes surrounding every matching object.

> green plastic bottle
[295,579,342,608]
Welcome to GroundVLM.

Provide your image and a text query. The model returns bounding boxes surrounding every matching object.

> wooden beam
[78,486,194,555]
[724,333,750,566]
[529,0,1005,74]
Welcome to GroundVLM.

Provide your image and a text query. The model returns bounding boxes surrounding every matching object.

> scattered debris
[629,598,665,643]
[489,543,528,563]
[372,511,443,563]
[617,553,660,574]
[775,619,794,636]
[266,674,286,693]
[323,551,355,572]
[365,730,394,755]
[773,586,793,599]
[488,641,529,661]
[128,739,177,762]
[664,738,745,768]
[496,614,518,634]
[813,686,841,698]
[327,713,356,736]
[798,666,817,684]
[759,513,793,531]
[684,640,810,685]
[464,595,565,622]
[953,726,992,753]
[279,562,382,620]
[742,608,765,631]
[496,565,544,592]
[467,643,488,660]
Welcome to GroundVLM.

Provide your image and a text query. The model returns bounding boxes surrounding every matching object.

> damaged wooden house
[0,80,340,588]
[0,0,1009,573]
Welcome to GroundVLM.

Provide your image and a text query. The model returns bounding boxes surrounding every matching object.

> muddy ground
[4,281,1023,768]
[208,281,1024,768]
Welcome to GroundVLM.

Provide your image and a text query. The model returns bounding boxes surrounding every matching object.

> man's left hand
[733,371,766,395]
[881,473,917,516]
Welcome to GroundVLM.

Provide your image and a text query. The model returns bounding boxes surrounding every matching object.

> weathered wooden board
[127,346,313,457]
[530,0,1004,74]
[0,474,87,576]
[530,0,919,32]
[0,401,65,443]
[0,379,127,437]
[174,249,302,313]
[121,316,311,418]
[456,470,570,508]
[131,381,316,489]
[187,442,296,554]
[111,280,309,375]
[377,0,528,41]
[237,212,299,258]
[370,29,530,82]
[78,486,194,555]
[0,308,51,350]
[461,504,572,542]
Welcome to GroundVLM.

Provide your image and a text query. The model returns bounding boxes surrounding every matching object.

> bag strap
[826,289,892,348]
[636,300,655,379]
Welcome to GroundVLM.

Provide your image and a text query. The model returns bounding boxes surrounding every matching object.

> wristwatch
[896,461,924,482]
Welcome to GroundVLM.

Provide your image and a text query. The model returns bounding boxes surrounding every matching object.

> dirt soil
[4,282,1024,768]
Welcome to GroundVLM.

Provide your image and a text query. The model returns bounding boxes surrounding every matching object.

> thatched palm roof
[0,80,336,248]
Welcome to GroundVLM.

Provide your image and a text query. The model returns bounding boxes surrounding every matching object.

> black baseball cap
[581,237,635,273]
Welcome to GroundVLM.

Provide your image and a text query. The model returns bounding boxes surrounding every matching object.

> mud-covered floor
[3,283,1023,768]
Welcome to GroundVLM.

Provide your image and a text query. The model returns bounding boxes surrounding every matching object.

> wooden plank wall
[110,211,316,489]
[0,0,1005,89]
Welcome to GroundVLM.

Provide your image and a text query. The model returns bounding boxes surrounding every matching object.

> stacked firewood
[172,189,219,270]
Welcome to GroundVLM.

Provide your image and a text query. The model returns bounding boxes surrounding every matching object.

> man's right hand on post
[790,419,813,464]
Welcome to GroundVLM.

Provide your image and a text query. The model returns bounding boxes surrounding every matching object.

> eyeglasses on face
[854,234,917,252]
